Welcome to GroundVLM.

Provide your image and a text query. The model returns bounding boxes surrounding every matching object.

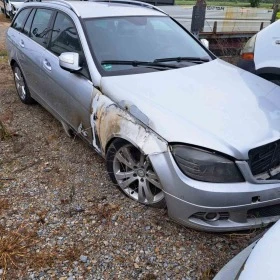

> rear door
[22,8,54,99]
[16,8,36,93]
[7,8,31,68]
[41,11,94,143]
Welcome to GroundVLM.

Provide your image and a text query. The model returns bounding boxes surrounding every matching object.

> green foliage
[250,0,260,7]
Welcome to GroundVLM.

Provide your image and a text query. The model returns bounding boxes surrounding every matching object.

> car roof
[23,1,166,18]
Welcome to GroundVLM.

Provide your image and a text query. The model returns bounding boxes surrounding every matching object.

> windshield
[83,16,212,75]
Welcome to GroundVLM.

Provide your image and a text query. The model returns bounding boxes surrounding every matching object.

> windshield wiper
[101,60,178,69]
[153,57,210,63]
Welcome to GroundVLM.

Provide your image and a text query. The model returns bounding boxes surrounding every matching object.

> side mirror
[200,39,209,49]
[59,52,81,72]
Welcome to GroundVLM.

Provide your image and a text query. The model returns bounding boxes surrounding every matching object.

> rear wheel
[106,139,165,208]
[3,6,9,18]
[61,121,74,138]
[12,64,35,104]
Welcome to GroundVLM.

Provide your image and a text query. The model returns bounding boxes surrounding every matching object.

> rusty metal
[200,31,256,39]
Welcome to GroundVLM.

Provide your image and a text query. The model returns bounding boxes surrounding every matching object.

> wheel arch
[256,67,280,78]
[105,135,144,156]
[10,59,17,69]
[91,93,168,157]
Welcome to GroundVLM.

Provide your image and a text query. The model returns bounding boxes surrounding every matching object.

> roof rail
[24,0,167,16]
[24,0,80,16]
[88,0,167,15]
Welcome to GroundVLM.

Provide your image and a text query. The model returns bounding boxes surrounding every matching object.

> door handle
[43,59,52,71]
[19,39,24,48]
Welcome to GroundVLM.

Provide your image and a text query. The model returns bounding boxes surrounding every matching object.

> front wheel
[106,139,165,208]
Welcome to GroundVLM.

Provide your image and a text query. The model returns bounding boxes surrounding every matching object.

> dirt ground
[0,14,263,280]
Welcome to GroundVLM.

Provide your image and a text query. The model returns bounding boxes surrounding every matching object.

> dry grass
[0,50,7,57]
[141,273,157,280]
[0,200,9,215]
[0,224,82,278]
[0,226,37,279]
[63,246,82,262]
[0,120,12,141]
[28,249,58,270]
[94,202,120,221]
[30,245,82,270]
[199,268,216,280]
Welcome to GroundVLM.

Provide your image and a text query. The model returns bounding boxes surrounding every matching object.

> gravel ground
[0,15,264,280]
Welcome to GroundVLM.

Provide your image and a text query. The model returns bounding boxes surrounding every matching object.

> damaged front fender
[90,89,168,156]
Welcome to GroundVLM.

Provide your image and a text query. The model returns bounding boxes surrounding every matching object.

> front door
[41,11,94,144]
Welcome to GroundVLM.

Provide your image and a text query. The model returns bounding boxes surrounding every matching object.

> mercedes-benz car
[6,0,280,232]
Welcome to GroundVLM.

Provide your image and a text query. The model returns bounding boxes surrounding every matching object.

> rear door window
[30,9,54,47]
[11,9,31,32]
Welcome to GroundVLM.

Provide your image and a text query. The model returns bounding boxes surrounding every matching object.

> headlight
[171,145,244,183]
[241,34,256,61]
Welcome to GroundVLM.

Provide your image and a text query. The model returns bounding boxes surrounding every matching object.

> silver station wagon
[6,0,280,232]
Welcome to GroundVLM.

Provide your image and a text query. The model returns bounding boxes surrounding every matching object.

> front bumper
[149,151,280,232]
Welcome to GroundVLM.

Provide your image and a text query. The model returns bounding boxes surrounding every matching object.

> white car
[0,0,24,19]
[214,220,280,279]
[238,19,280,85]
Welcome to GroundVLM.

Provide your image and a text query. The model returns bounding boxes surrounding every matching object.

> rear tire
[61,121,74,138]
[106,138,166,208]
[12,63,35,104]
[4,7,9,18]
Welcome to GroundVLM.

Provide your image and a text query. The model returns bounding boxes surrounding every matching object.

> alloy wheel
[112,143,164,205]
[14,66,27,101]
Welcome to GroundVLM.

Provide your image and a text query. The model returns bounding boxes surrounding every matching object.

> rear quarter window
[23,9,35,36]
[11,9,31,32]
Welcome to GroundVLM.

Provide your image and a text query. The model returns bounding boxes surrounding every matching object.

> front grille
[248,204,280,218]
[249,139,280,176]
